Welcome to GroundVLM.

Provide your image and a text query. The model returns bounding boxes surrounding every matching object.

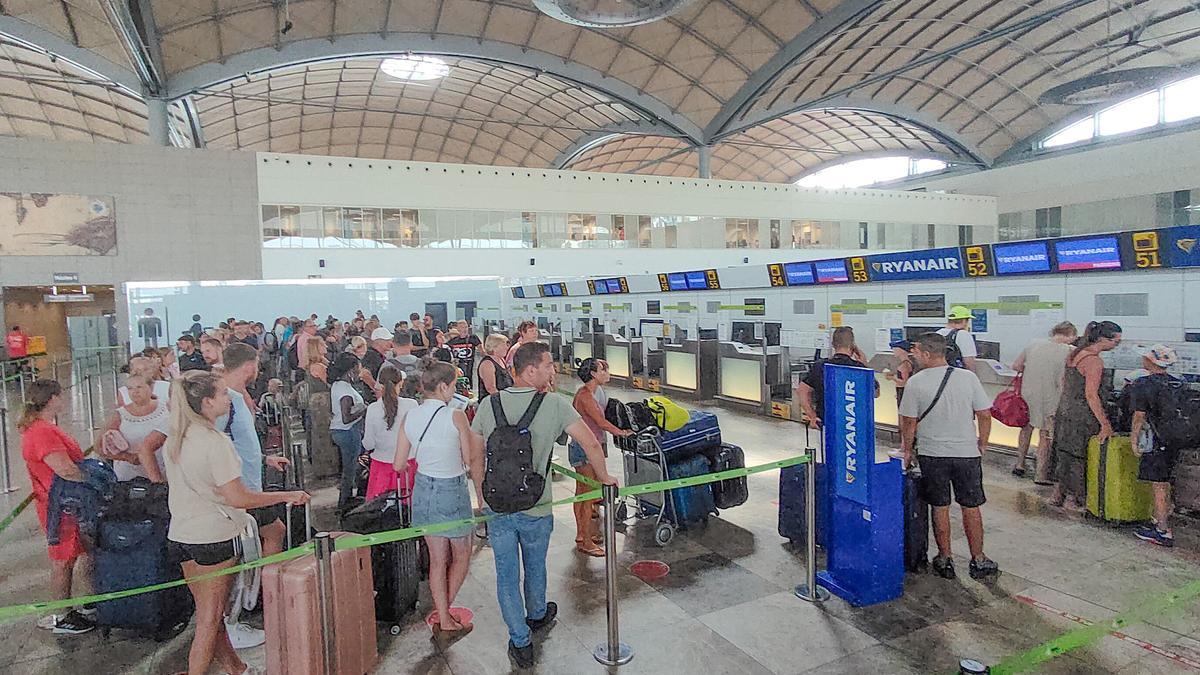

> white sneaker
[226,621,266,649]
[36,614,58,630]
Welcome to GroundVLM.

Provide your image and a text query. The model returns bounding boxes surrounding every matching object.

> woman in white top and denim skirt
[395,361,481,635]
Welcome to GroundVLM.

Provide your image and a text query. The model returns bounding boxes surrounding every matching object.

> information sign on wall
[863,247,963,282]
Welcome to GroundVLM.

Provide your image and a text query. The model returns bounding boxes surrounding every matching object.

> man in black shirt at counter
[797,326,878,428]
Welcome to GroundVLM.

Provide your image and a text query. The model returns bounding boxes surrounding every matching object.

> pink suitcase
[263,532,378,675]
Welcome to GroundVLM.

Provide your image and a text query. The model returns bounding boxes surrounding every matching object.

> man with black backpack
[1131,345,1198,547]
[937,306,978,371]
[470,341,617,669]
[899,333,998,581]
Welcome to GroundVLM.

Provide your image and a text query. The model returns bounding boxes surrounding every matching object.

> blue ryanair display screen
[993,241,1052,275]
[667,272,688,291]
[685,270,708,289]
[593,282,608,294]
[1054,235,1122,271]
[814,259,849,283]
[864,247,963,282]
[783,261,815,285]
[605,279,623,293]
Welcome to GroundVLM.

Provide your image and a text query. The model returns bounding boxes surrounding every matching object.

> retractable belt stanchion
[794,455,829,603]
[84,374,96,432]
[593,482,633,666]
[314,532,338,675]
[17,366,26,406]
[0,408,15,494]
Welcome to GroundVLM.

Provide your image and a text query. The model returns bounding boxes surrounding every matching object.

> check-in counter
[867,352,1024,452]
[573,333,595,365]
[715,342,786,414]
[603,334,643,386]
[661,339,718,401]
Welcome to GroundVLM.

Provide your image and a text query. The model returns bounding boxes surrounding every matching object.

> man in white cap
[1130,344,1185,547]
[358,326,394,402]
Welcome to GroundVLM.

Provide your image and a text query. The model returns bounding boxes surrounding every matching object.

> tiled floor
[2,379,1200,673]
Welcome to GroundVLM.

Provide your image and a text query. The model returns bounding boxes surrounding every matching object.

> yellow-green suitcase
[1086,436,1153,523]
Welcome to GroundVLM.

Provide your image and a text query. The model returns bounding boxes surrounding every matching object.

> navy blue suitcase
[658,410,721,461]
[778,462,829,547]
[666,454,717,526]
[94,517,193,640]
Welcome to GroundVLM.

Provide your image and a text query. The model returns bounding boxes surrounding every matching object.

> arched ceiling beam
[0,13,141,94]
[703,0,883,141]
[781,148,966,185]
[163,33,704,145]
[553,123,691,169]
[721,96,993,167]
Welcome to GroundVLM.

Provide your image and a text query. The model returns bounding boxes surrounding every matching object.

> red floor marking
[425,606,475,629]
[1015,594,1200,670]
[630,560,670,581]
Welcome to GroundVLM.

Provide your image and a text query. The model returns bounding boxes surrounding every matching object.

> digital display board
[862,247,963,282]
[593,281,609,294]
[767,263,786,287]
[512,287,525,299]
[1054,235,1122,271]
[961,244,992,278]
[783,261,815,286]
[684,270,708,289]
[814,259,849,283]
[605,278,623,293]
[993,241,1052,275]
[1160,225,1200,268]
[540,283,566,297]
[667,272,688,291]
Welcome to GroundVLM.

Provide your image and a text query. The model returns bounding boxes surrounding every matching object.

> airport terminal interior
[5,1,1200,673]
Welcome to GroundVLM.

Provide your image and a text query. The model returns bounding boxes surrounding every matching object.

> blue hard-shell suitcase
[665,454,717,525]
[778,462,829,547]
[658,410,721,461]
[94,517,193,640]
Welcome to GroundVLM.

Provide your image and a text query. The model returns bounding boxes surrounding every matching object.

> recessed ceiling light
[380,56,449,81]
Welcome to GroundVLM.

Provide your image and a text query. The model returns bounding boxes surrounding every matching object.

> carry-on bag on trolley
[656,410,722,461]
[701,443,748,509]
[263,532,378,675]
[340,471,422,633]
[94,513,193,641]
[1086,436,1153,523]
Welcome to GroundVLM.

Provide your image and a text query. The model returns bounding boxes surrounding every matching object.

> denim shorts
[411,473,473,539]
[568,439,607,467]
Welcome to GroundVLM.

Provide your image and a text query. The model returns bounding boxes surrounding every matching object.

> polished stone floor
[1,378,1200,673]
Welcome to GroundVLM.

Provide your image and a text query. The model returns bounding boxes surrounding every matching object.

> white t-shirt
[404,400,465,479]
[329,380,365,431]
[119,379,171,407]
[898,365,991,458]
[113,400,170,481]
[361,397,419,464]
[936,327,977,360]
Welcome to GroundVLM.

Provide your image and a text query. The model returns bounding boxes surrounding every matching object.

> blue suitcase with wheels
[94,517,193,640]
[658,410,721,461]
[778,462,829,547]
[665,454,717,526]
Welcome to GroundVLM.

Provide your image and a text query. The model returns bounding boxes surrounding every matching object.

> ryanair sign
[824,364,875,507]
[864,246,965,282]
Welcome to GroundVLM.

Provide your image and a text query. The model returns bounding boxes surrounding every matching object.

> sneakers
[36,614,58,630]
[226,621,267,649]
[968,557,1001,580]
[52,609,96,635]
[931,556,956,579]
[525,601,557,632]
[1135,526,1175,548]
[508,640,535,669]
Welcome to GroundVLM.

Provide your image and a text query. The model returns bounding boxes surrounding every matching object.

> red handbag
[991,375,1030,428]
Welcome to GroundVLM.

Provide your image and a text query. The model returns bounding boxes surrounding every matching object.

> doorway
[424,302,449,331]
[455,301,477,325]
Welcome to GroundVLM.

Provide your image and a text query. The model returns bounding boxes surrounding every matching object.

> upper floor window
[1042,74,1200,149]
[796,156,948,190]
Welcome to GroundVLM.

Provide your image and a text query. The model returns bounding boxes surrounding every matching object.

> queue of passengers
[20,310,617,672]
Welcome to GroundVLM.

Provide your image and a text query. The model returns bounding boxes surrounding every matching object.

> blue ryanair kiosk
[815,363,904,607]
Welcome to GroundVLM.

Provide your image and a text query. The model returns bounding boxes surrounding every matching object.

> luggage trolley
[616,427,681,546]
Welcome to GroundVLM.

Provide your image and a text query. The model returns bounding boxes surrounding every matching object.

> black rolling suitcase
[340,482,421,632]
[94,485,193,641]
[903,469,929,573]
[702,443,748,509]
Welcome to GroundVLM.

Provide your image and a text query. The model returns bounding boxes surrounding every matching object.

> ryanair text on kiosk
[843,378,858,484]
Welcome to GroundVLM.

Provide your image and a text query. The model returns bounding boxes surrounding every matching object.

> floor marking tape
[1014,594,1200,671]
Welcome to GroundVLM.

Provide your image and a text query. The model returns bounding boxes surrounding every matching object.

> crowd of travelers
[17,309,619,672]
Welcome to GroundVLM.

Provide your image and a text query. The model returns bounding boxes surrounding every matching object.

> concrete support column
[114,284,131,352]
[697,144,712,179]
[146,97,171,146]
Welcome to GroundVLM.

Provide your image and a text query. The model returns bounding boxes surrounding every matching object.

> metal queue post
[794,453,830,603]
[314,532,338,675]
[0,407,15,494]
[594,481,633,666]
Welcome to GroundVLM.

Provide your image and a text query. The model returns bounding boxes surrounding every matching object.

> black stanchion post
[314,532,338,675]
[794,456,829,603]
[593,482,633,666]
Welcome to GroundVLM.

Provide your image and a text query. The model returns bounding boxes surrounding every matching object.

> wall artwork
[0,193,117,256]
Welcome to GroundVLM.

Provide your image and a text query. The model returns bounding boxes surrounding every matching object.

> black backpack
[286,340,300,370]
[945,329,967,369]
[482,392,549,513]
[1150,379,1200,451]
[263,331,279,354]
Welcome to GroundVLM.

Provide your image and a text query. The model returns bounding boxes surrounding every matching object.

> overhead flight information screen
[814,259,849,284]
[993,241,1052,275]
[1054,235,1122,271]
[783,261,815,285]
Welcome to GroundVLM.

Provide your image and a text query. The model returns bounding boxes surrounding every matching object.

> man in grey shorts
[899,333,999,581]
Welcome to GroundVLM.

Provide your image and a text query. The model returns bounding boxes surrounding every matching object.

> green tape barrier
[0,494,34,538]
[550,462,602,488]
[0,453,810,623]
[991,579,1200,674]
